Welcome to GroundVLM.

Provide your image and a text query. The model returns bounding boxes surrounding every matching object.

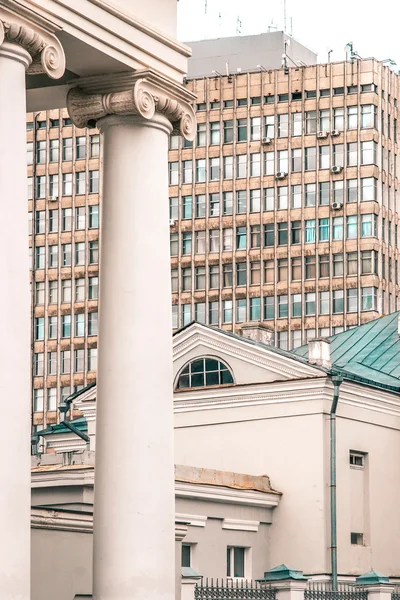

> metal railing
[305,581,367,600]
[195,580,276,600]
[391,587,400,600]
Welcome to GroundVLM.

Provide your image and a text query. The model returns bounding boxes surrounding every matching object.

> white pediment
[173,323,323,386]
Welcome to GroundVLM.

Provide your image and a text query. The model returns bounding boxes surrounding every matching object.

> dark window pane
[191,359,204,373]
[191,373,205,387]
[206,358,219,371]
[206,371,219,386]
[178,375,189,389]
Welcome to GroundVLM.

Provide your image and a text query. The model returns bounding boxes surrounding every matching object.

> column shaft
[0,42,32,600]
[93,114,175,600]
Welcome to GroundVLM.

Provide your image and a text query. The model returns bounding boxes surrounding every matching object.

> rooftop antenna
[290,17,293,36]
[328,49,333,63]
[268,19,278,33]
[283,0,287,33]
[236,16,242,34]
[204,0,207,13]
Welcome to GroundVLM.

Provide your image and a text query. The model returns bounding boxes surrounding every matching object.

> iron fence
[392,587,400,600]
[305,581,367,600]
[195,579,276,600]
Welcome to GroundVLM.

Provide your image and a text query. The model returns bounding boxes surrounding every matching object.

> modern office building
[28,48,399,427]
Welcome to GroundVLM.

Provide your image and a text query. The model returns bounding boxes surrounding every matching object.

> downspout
[330,373,343,591]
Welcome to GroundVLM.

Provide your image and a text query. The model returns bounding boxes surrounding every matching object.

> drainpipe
[330,374,343,591]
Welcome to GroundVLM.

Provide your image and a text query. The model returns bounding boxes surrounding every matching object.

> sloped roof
[292,312,400,392]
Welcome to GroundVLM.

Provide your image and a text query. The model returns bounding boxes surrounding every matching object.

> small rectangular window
[351,532,364,545]
[350,452,365,468]
[306,90,316,98]
[182,544,191,568]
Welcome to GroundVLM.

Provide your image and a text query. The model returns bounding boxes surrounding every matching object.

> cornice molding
[67,70,196,140]
[222,518,259,532]
[0,8,65,78]
[175,513,207,528]
[175,481,280,509]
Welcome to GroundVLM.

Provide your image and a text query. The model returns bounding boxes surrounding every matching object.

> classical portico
[0,1,194,599]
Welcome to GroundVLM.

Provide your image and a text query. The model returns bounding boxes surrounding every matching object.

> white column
[93,113,175,600]
[0,41,32,600]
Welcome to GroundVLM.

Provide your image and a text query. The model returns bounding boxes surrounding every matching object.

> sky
[177,0,400,67]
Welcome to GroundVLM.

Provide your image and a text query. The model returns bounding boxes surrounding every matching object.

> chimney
[308,338,331,369]
[239,322,274,345]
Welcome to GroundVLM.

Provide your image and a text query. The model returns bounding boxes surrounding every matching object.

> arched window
[176,357,234,390]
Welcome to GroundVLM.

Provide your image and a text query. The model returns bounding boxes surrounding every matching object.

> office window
[347,289,358,313]
[223,120,233,143]
[264,259,274,284]
[278,258,288,282]
[333,216,343,240]
[347,180,358,203]
[62,173,72,196]
[319,109,330,132]
[236,299,246,323]
[171,269,178,293]
[223,300,233,324]
[210,121,220,145]
[347,215,358,239]
[169,162,179,185]
[347,142,358,166]
[250,116,261,141]
[333,144,344,167]
[61,279,71,303]
[278,222,288,245]
[210,229,219,252]
[48,244,58,268]
[34,352,44,377]
[236,226,247,250]
[236,262,247,287]
[61,314,71,338]
[27,176,33,200]
[291,330,302,349]
[74,313,85,337]
[264,296,274,320]
[61,350,71,374]
[89,205,99,229]
[361,141,377,165]
[305,183,316,207]
[89,170,99,193]
[47,388,57,411]
[362,287,377,311]
[319,255,329,278]
[209,265,220,289]
[193,231,205,255]
[264,115,274,138]
[305,255,316,279]
[182,232,192,255]
[33,389,44,412]
[236,154,247,178]
[36,175,46,199]
[292,293,302,317]
[264,223,274,247]
[49,139,59,162]
[291,221,301,244]
[35,210,46,234]
[333,180,344,204]
[35,246,45,269]
[89,240,99,264]
[306,111,317,134]
[319,145,330,169]
[250,261,260,285]
[333,107,344,130]
[347,251,358,275]
[292,112,302,136]
[278,114,288,137]
[305,292,316,316]
[361,104,377,129]
[278,150,288,173]
[88,312,98,336]
[305,147,316,170]
[249,298,260,321]
[47,352,57,376]
[278,295,288,318]
[305,219,316,243]
[76,171,86,195]
[250,189,261,213]
[277,331,288,350]
[236,190,247,214]
[318,181,330,206]
[90,134,100,157]
[62,138,73,161]
[76,206,86,230]
[223,263,233,287]
[182,268,191,292]
[86,276,98,301]
[319,218,329,242]
[35,281,45,306]
[180,195,192,220]
[237,119,247,142]
[61,207,72,232]
[36,140,46,164]
[250,225,261,248]
[264,188,274,211]
[222,155,233,180]
[291,148,302,172]
[75,278,85,302]
[319,291,330,315]
[347,106,358,130]
[361,177,377,201]
[75,136,86,160]
[264,151,274,175]
[86,348,97,372]
[361,214,376,237]
[250,153,261,177]
[361,250,377,274]
[75,242,85,266]
[27,141,33,165]
[209,157,220,181]
[169,197,178,221]
[277,186,288,209]
[333,253,344,276]
[291,185,301,209]
[333,290,344,313]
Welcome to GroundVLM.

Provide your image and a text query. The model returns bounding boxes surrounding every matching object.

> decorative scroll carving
[67,71,196,141]
[0,18,65,79]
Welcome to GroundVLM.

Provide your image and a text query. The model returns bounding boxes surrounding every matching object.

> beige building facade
[29,56,400,429]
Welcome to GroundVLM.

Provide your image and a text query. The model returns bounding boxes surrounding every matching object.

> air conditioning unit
[331,129,340,137]
[331,165,343,174]
[169,219,176,226]
[49,195,58,202]
[275,172,287,180]
[262,136,272,145]
[332,201,343,210]
[317,131,328,139]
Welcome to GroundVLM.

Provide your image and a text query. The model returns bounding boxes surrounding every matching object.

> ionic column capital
[67,70,196,140]
[0,11,65,78]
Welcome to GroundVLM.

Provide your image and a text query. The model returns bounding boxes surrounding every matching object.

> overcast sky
[177,0,400,67]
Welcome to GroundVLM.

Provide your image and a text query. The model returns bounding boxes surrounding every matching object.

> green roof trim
[258,564,307,581]
[356,570,390,585]
[291,312,400,393]
[36,417,88,437]
[181,567,202,579]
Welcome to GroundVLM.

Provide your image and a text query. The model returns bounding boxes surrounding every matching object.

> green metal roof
[291,312,400,392]
[36,417,88,437]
